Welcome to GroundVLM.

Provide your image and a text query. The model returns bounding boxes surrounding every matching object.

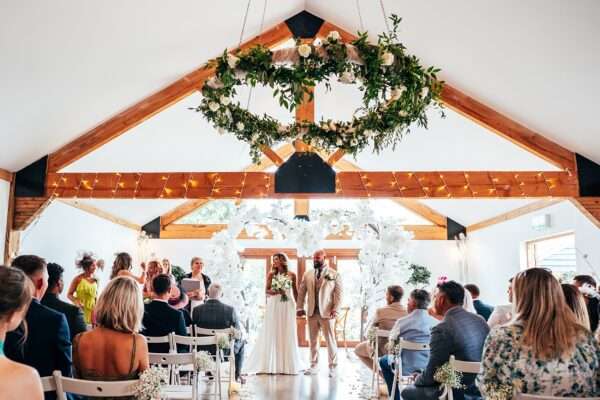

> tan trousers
[307,315,338,368]
[354,340,375,371]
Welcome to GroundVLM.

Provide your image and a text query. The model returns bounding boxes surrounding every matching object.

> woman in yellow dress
[67,253,99,325]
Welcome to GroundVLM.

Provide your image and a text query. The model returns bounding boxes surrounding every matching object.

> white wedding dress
[245,287,304,374]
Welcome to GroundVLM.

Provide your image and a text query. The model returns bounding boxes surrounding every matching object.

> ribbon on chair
[438,383,453,400]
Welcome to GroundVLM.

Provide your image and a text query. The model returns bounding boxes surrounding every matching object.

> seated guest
[465,284,494,321]
[42,262,87,339]
[142,274,188,353]
[572,275,600,331]
[0,266,44,400]
[4,255,72,400]
[193,283,245,384]
[487,277,514,328]
[562,283,591,330]
[355,285,407,371]
[478,268,600,397]
[67,253,98,325]
[73,277,148,388]
[379,289,438,400]
[401,281,490,400]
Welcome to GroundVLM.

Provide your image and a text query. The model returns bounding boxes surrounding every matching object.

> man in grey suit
[401,281,490,400]
[192,283,246,383]
[379,289,438,400]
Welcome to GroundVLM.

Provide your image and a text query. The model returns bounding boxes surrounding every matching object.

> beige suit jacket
[297,267,343,319]
[370,302,407,356]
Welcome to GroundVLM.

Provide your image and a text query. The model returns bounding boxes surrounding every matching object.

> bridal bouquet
[271,274,293,302]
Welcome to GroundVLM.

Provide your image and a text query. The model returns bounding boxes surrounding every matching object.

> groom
[297,249,343,377]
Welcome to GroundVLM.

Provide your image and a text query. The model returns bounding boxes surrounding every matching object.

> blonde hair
[95,276,143,333]
[561,283,591,330]
[513,268,587,359]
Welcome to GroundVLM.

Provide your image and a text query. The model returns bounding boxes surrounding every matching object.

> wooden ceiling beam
[0,168,13,183]
[260,145,285,167]
[59,199,141,231]
[45,170,577,199]
[467,198,565,233]
[327,149,346,167]
[13,196,53,231]
[160,199,211,228]
[46,22,294,172]
[570,197,600,229]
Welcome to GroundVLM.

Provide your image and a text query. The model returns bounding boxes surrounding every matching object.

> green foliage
[406,263,431,287]
[192,14,445,162]
[171,265,186,284]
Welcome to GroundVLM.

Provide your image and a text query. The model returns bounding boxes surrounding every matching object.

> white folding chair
[144,333,174,352]
[186,325,195,336]
[52,370,139,400]
[148,352,199,400]
[41,375,56,394]
[370,329,390,399]
[516,395,600,400]
[195,327,237,386]
[389,338,430,400]
[171,335,222,399]
[439,355,481,400]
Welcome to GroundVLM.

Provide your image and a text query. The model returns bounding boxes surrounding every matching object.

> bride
[246,253,304,374]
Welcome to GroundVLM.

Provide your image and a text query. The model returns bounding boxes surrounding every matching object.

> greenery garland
[192,15,444,162]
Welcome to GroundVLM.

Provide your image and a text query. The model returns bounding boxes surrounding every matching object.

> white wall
[467,200,600,305]
[0,180,10,262]
[19,201,139,300]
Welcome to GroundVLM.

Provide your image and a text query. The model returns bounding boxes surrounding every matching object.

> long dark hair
[111,252,132,279]
[76,253,96,273]
[0,266,33,343]
[272,253,289,275]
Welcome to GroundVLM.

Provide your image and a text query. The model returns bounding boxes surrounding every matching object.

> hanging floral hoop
[192,15,444,162]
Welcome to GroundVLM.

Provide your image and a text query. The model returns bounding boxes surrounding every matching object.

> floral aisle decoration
[133,366,168,400]
[194,351,216,372]
[434,362,464,399]
[192,15,444,162]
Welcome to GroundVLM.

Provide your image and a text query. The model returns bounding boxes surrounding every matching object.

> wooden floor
[211,348,376,400]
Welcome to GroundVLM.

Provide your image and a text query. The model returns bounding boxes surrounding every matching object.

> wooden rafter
[0,168,12,182]
[294,89,314,153]
[59,199,141,231]
[294,199,309,216]
[570,197,600,229]
[13,196,53,231]
[3,176,16,264]
[467,198,565,233]
[326,149,346,167]
[46,22,294,172]
[260,146,284,166]
[160,223,446,240]
[46,170,577,199]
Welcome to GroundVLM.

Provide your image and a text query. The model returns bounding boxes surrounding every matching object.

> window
[175,199,294,224]
[526,232,576,281]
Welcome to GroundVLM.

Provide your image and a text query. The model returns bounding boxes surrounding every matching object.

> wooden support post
[3,173,16,264]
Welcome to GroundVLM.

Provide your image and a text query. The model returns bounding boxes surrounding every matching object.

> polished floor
[226,348,375,400]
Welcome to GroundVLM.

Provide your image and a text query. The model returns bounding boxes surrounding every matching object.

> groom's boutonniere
[323,270,337,281]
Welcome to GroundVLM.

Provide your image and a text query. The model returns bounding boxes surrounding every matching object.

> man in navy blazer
[401,281,490,400]
[4,255,72,400]
[142,274,188,353]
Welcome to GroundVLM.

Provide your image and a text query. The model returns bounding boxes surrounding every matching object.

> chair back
[516,395,600,400]
[186,325,194,335]
[41,375,56,393]
[144,334,172,344]
[449,355,480,374]
[194,326,233,335]
[398,338,430,351]
[376,329,391,338]
[148,352,196,366]
[52,371,138,400]
[172,334,218,347]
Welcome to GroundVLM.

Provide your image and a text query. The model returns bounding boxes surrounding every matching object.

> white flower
[421,87,429,98]
[329,121,337,132]
[391,85,406,100]
[327,30,341,42]
[208,101,220,112]
[399,110,408,117]
[298,43,312,58]
[321,121,330,131]
[364,129,375,138]
[312,38,322,47]
[277,124,287,133]
[220,95,231,106]
[227,54,240,69]
[381,52,395,66]
[236,122,245,130]
[351,138,358,146]
[217,127,225,135]
[234,69,247,80]
[251,133,260,143]
[206,77,224,89]
[347,126,356,133]
[339,70,355,84]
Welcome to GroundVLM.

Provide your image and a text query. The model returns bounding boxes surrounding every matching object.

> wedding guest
[185,257,211,310]
[142,274,188,353]
[4,255,72,400]
[73,277,149,388]
[193,283,245,384]
[162,258,172,275]
[478,268,600,397]
[67,253,98,325]
[142,260,163,298]
[379,289,438,400]
[110,252,146,284]
[572,275,600,331]
[464,284,494,321]
[42,262,87,339]
[0,266,44,400]
[562,283,591,330]
[355,285,407,371]
[401,281,489,400]
[487,277,514,328]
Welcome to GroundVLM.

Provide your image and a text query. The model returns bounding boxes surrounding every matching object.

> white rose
[336,138,343,146]
[364,130,375,137]
[381,52,395,66]
[327,31,341,42]
[329,121,337,132]
[351,139,358,146]
[220,95,231,106]
[399,110,408,117]
[208,101,220,112]
[421,87,429,98]
[251,133,260,143]
[227,54,240,69]
[340,70,355,84]
[391,85,406,100]
[298,43,312,58]
[312,38,322,47]
[236,122,245,131]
